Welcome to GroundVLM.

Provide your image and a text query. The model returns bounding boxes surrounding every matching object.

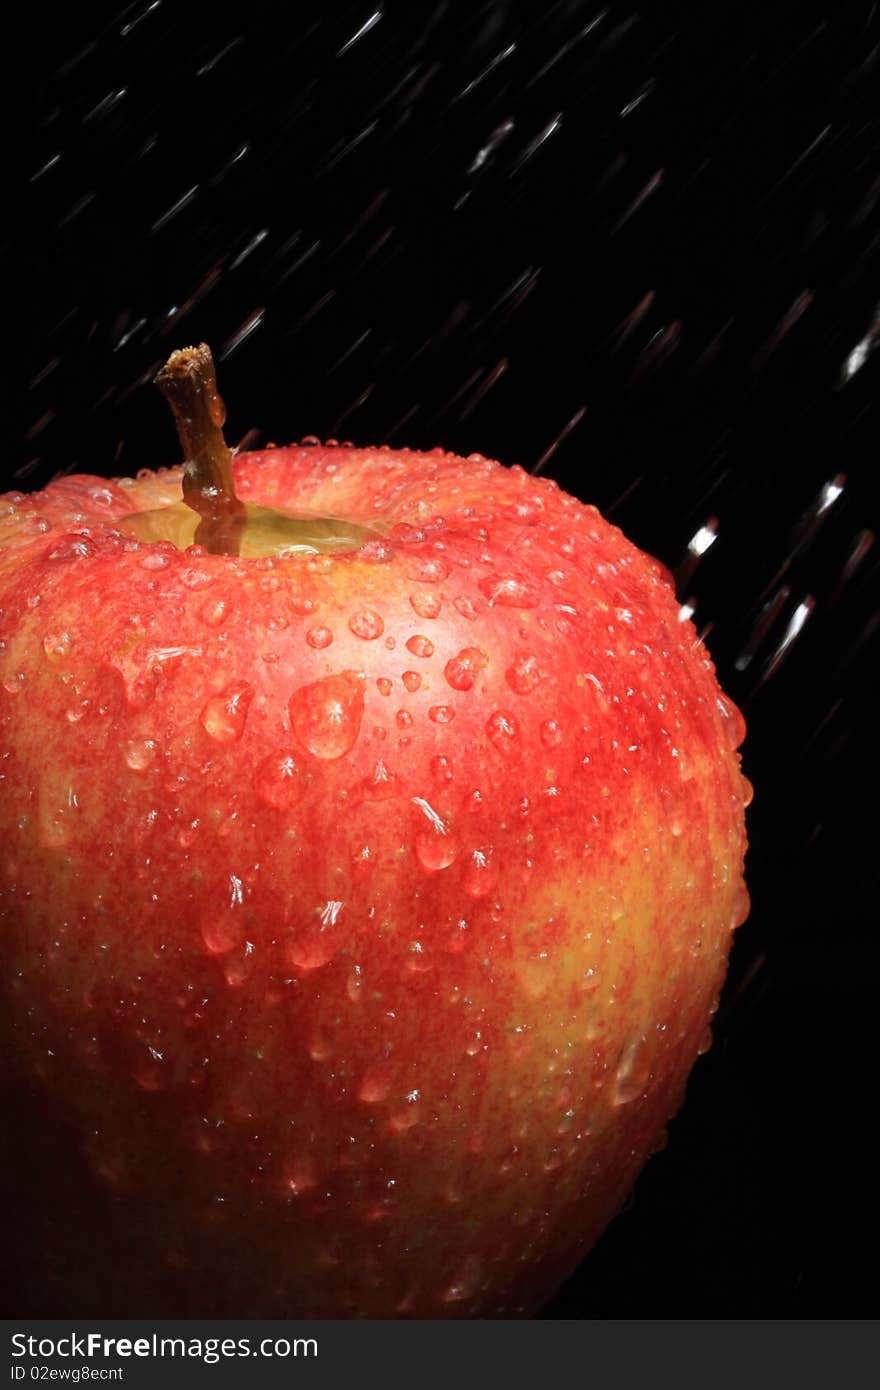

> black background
[10,1,880,1316]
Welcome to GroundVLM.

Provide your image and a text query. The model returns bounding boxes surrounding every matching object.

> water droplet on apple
[355,757,401,801]
[179,565,213,589]
[580,965,600,993]
[309,1030,333,1061]
[428,703,455,725]
[442,1254,483,1303]
[396,708,413,729]
[486,710,520,757]
[410,591,442,619]
[284,1158,320,1196]
[48,535,96,563]
[133,1044,166,1092]
[612,1035,651,1106]
[306,625,334,649]
[478,573,539,608]
[288,671,365,759]
[376,676,393,696]
[38,775,78,848]
[406,634,434,658]
[505,653,541,694]
[389,1091,421,1132]
[732,882,751,929]
[431,754,453,784]
[200,595,229,626]
[200,681,254,743]
[716,693,747,749]
[453,595,478,621]
[254,750,303,809]
[125,738,158,772]
[444,646,488,691]
[42,630,72,661]
[136,550,170,573]
[286,899,344,970]
[402,670,421,692]
[516,952,552,1000]
[697,1025,713,1056]
[224,942,256,987]
[349,609,384,640]
[741,776,754,808]
[415,824,458,872]
[673,747,695,780]
[463,848,497,898]
[358,1065,391,1103]
[200,873,246,954]
[409,557,448,583]
[540,718,563,748]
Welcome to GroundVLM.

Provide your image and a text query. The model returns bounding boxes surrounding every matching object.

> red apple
[0,349,749,1317]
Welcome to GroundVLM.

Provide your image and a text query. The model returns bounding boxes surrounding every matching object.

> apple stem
[154,344,247,556]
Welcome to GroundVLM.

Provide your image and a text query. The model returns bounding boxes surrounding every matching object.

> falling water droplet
[288,671,365,759]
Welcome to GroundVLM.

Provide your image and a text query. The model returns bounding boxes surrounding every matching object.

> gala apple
[0,347,749,1317]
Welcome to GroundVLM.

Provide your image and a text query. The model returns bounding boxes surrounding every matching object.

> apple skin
[0,445,749,1317]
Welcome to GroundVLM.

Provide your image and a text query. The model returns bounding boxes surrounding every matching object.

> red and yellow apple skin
[0,446,749,1317]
